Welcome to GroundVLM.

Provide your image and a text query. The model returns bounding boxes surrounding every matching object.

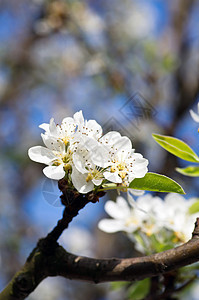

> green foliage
[111,279,151,300]
[188,200,199,215]
[152,134,199,162]
[127,278,150,300]
[176,166,199,177]
[111,281,128,291]
[129,172,185,194]
[149,234,174,253]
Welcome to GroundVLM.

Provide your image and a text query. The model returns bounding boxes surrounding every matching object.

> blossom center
[125,216,139,227]
[61,136,70,145]
[52,150,72,170]
[110,160,129,179]
[86,168,104,182]
[143,222,155,237]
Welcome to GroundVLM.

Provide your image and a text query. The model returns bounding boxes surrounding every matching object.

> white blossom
[28,111,103,186]
[98,196,142,233]
[28,141,72,180]
[28,111,149,194]
[99,193,199,252]
[158,194,198,243]
[91,131,148,186]
[40,110,102,146]
[70,136,104,193]
[98,195,161,236]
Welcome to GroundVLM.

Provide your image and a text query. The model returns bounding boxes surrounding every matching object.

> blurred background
[0,0,199,299]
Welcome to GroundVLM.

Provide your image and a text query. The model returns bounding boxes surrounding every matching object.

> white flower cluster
[99,193,198,252]
[28,111,148,194]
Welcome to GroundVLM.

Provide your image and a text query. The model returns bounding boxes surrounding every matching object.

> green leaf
[152,134,199,162]
[176,166,199,177]
[149,234,174,253]
[128,278,150,300]
[188,200,199,215]
[129,172,185,194]
[111,281,128,291]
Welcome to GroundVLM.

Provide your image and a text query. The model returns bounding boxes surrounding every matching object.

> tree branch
[1,219,199,300]
[1,183,199,300]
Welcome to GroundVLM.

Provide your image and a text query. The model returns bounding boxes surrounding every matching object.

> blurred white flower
[98,195,161,236]
[190,103,199,123]
[158,194,198,243]
[59,227,94,256]
[123,4,157,39]
[99,193,199,252]
[28,277,63,300]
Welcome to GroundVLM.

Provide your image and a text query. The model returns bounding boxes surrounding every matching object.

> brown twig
[1,182,199,300]
[1,218,199,299]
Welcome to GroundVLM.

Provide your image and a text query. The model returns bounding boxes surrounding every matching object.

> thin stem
[98,185,129,191]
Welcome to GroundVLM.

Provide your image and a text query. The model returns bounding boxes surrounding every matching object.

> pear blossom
[28,141,72,180]
[28,110,103,185]
[99,193,199,253]
[157,194,198,243]
[40,110,102,146]
[190,102,199,123]
[98,196,143,233]
[91,131,149,186]
[98,194,162,236]
[133,194,199,243]
[73,111,102,140]
[28,111,149,194]
[71,137,105,193]
[40,116,76,146]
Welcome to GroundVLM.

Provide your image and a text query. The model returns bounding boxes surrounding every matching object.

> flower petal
[71,167,94,193]
[98,219,125,233]
[100,131,121,145]
[113,136,132,154]
[91,145,110,168]
[128,189,145,197]
[85,120,102,138]
[92,178,103,186]
[41,134,65,152]
[28,146,56,164]
[43,164,65,180]
[73,148,91,174]
[82,136,99,152]
[62,117,75,125]
[49,118,58,135]
[103,171,122,183]
[73,110,84,125]
[105,198,130,219]
[39,123,49,131]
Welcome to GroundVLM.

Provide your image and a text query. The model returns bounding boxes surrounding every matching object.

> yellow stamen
[86,173,93,182]
[144,224,154,237]
[62,137,70,145]
[64,163,71,171]
[119,171,127,179]
[111,166,116,172]
[173,231,185,243]
[110,161,129,181]
[53,161,61,166]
